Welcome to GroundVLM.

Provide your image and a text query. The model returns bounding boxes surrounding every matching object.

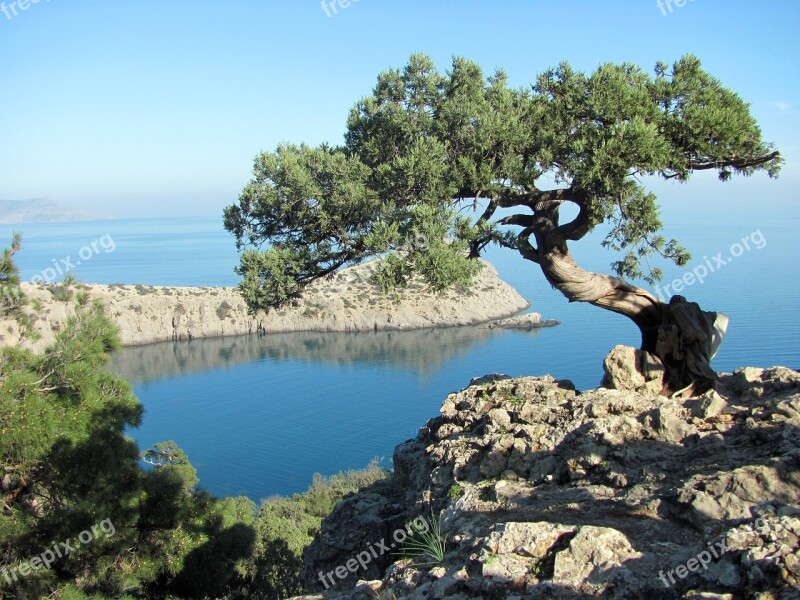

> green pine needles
[0,233,24,314]
[225,54,780,313]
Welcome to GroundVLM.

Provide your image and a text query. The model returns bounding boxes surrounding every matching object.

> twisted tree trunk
[537,245,726,396]
[486,189,729,396]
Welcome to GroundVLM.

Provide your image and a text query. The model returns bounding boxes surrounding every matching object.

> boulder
[602,344,666,394]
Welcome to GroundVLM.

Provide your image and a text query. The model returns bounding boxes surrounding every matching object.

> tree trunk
[537,246,726,396]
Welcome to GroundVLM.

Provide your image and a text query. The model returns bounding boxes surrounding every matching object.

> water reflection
[107,325,547,500]
[109,325,543,384]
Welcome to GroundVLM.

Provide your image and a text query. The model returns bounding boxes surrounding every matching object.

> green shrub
[240,459,387,598]
[0,302,260,599]
[447,483,464,498]
[49,275,78,302]
[0,233,25,315]
[216,300,234,319]
[134,284,155,295]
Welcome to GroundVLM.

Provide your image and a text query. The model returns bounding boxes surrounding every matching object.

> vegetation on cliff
[0,238,386,599]
[299,369,800,599]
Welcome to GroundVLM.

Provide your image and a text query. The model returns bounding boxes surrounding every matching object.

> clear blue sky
[1,0,798,219]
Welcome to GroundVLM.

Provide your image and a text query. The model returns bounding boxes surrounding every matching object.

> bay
[3,214,798,500]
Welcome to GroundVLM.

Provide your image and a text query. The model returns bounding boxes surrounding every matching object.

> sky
[1,0,798,219]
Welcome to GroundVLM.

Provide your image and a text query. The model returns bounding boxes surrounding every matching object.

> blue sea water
[3,215,798,501]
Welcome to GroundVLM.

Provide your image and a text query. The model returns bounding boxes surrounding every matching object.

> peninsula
[1,259,536,352]
[0,198,111,224]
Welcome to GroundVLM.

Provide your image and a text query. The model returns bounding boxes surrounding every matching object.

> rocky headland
[0,259,536,353]
[0,198,110,223]
[293,355,800,599]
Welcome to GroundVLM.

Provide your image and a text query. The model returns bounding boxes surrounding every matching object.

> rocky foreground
[294,357,800,599]
[0,259,532,352]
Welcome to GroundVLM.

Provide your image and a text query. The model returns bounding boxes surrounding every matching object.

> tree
[224,54,781,394]
[0,299,255,599]
[0,233,24,314]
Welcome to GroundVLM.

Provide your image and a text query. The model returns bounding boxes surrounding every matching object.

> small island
[0,259,542,352]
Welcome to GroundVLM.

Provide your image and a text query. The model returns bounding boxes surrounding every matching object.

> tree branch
[517,227,541,264]
[498,214,535,228]
[686,150,780,172]
[468,200,498,258]
[529,187,574,204]
[550,201,592,245]
[297,254,355,285]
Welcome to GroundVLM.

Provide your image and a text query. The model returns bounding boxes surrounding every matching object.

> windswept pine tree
[225,55,781,394]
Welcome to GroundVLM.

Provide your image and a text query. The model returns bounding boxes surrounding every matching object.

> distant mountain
[0,198,112,224]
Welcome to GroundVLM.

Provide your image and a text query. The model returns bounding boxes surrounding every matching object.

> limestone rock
[469,373,513,386]
[0,259,532,352]
[297,366,800,599]
[602,344,666,394]
[483,312,560,329]
[552,526,642,590]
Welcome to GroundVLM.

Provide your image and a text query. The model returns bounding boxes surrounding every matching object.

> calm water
[3,216,798,500]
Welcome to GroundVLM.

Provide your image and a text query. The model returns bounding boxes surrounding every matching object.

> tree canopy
[224,54,780,311]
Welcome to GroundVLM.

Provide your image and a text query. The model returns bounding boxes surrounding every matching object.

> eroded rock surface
[298,364,800,599]
[0,259,530,352]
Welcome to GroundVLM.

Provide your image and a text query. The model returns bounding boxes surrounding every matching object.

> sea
[3,215,798,501]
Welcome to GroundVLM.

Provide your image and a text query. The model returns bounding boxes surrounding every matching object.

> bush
[216,300,234,319]
[239,459,387,599]
[49,275,78,302]
[0,301,258,599]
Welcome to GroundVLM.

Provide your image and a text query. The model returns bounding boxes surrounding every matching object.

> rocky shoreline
[295,360,800,599]
[0,259,540,353]
[482,313,560,330]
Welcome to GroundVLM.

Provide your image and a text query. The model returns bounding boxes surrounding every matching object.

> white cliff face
[299,363,800,599]
[0,259,532,353]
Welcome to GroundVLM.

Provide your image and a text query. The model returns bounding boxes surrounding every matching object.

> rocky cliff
[295,360,800,599]
[0,259,532,352]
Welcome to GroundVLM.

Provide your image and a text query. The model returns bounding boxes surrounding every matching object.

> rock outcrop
[296,359,800,599]
[0,259,531,352]
[482,312,560,330]
[602,344,666,394]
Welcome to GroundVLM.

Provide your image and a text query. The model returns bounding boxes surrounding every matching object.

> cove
[110,325,555,501]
